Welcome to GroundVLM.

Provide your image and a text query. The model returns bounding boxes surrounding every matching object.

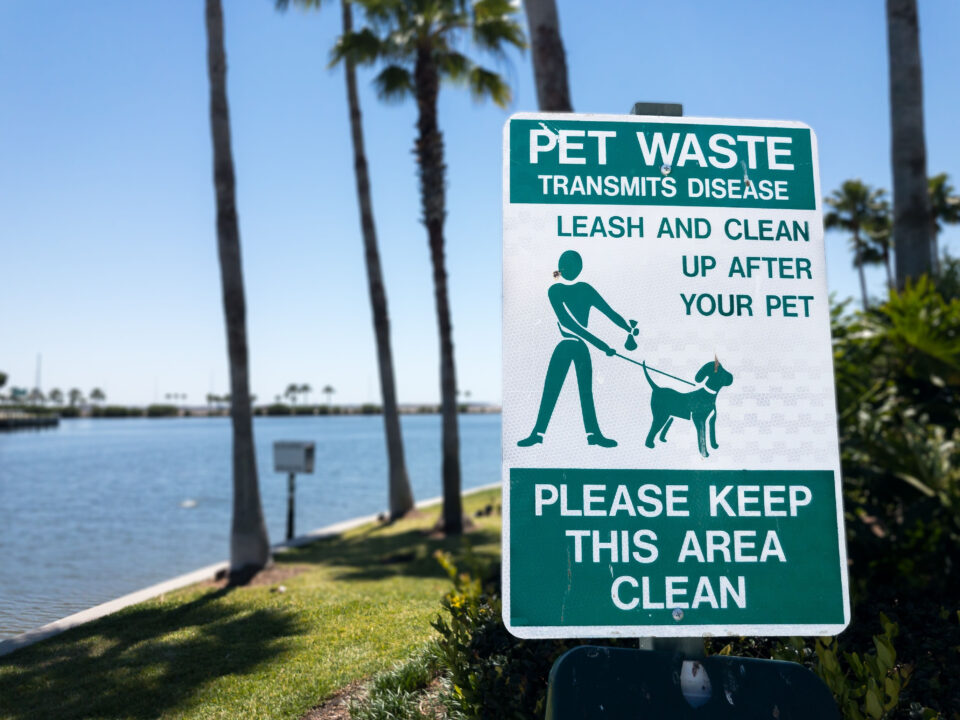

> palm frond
[330,28,389,67]
[467,65,510,107]
[472,0,525,54]
[436,50,470,80]
[359,0,406,22]
[373,64,415,102]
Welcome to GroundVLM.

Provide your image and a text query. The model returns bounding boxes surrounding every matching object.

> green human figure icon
[518,250,635,448]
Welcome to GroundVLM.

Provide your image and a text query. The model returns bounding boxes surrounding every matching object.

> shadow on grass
[290,525,501,583]
[0,588,302,720]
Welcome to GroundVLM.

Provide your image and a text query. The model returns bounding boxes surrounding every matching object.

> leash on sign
[612,352,697,387]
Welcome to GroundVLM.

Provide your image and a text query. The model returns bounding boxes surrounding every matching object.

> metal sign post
[286,471,296,541]
[273,441,315,541]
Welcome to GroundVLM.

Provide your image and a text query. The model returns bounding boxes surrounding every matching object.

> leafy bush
[370,647,439,695]
[91,405,144,418]
[264,403,292,416]
[349,687,427,720]
[348,646,439,720]
[145,404,178,417]
[769,616,936,720]
[830,279,960,713]
[430,551,570,720]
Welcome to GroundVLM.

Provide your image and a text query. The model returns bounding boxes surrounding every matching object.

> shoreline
[0,481,500,659]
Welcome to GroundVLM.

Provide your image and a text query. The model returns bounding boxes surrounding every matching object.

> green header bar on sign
[508,118,816,210]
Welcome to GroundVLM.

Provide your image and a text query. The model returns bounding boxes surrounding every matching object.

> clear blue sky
[2,0,959,405]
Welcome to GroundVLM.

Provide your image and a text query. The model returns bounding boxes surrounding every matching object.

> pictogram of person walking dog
[516,250,734,458]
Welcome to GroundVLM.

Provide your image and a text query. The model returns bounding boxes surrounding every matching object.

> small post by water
[286,472,296,541]
[273,441,316,542]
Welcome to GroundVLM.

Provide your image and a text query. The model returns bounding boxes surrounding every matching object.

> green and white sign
[502,113,849,639]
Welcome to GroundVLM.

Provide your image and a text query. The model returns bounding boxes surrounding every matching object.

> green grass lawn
[0,488,502,720]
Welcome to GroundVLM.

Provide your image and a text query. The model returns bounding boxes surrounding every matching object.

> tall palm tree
[523,0,571,111]
[825,180,889,310]
[90,388,106,405]
[48,388,64,406]
[68,388,84,407]
[205,0,271,581]
[886,0,932,287]
[928,173,960,274]
[334,0,524,534]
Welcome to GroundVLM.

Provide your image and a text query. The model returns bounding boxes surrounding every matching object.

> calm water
[0,414,500,639]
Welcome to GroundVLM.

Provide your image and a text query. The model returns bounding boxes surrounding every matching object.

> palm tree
[523,0,571,111]
[90,388,106,405]
[285,383,300,405]
[865,210,895,292]
[928,173,960,274]
[48,388,64,406]
[0,372,7,390]
[28,388,45,406]
[205,0,271,582]
[335,0,524,533]
[886,0,932,286]
[825,180,889,310]
[276,0,416,519]
[68,388,84,407]
[298,382,312,406]
[322,384,335,407]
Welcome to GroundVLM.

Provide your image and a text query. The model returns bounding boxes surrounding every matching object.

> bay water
[0,414,500,639]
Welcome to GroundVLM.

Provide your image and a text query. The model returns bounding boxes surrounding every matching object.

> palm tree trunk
[205,0,271,581]
[523,0,572,112]
[886,0,932,287]
[341,0,414,519]
[883,245,894,293]
[931,223,940,275]
[855,232,870,310]
[415,48,462,535]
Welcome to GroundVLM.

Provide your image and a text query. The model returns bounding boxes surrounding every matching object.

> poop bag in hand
[624,319,639,351]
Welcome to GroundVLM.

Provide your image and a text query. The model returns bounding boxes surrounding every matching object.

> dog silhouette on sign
[642,358,733,458]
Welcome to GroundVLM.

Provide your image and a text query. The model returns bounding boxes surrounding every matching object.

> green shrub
[430,551,570,720]
[264,403,292,416]
[371,647,439,696]
[348,646,439,720]
[92,405,143,418]
[770,616,937,720]
[145,404,178,417]
[349,687,427,720]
